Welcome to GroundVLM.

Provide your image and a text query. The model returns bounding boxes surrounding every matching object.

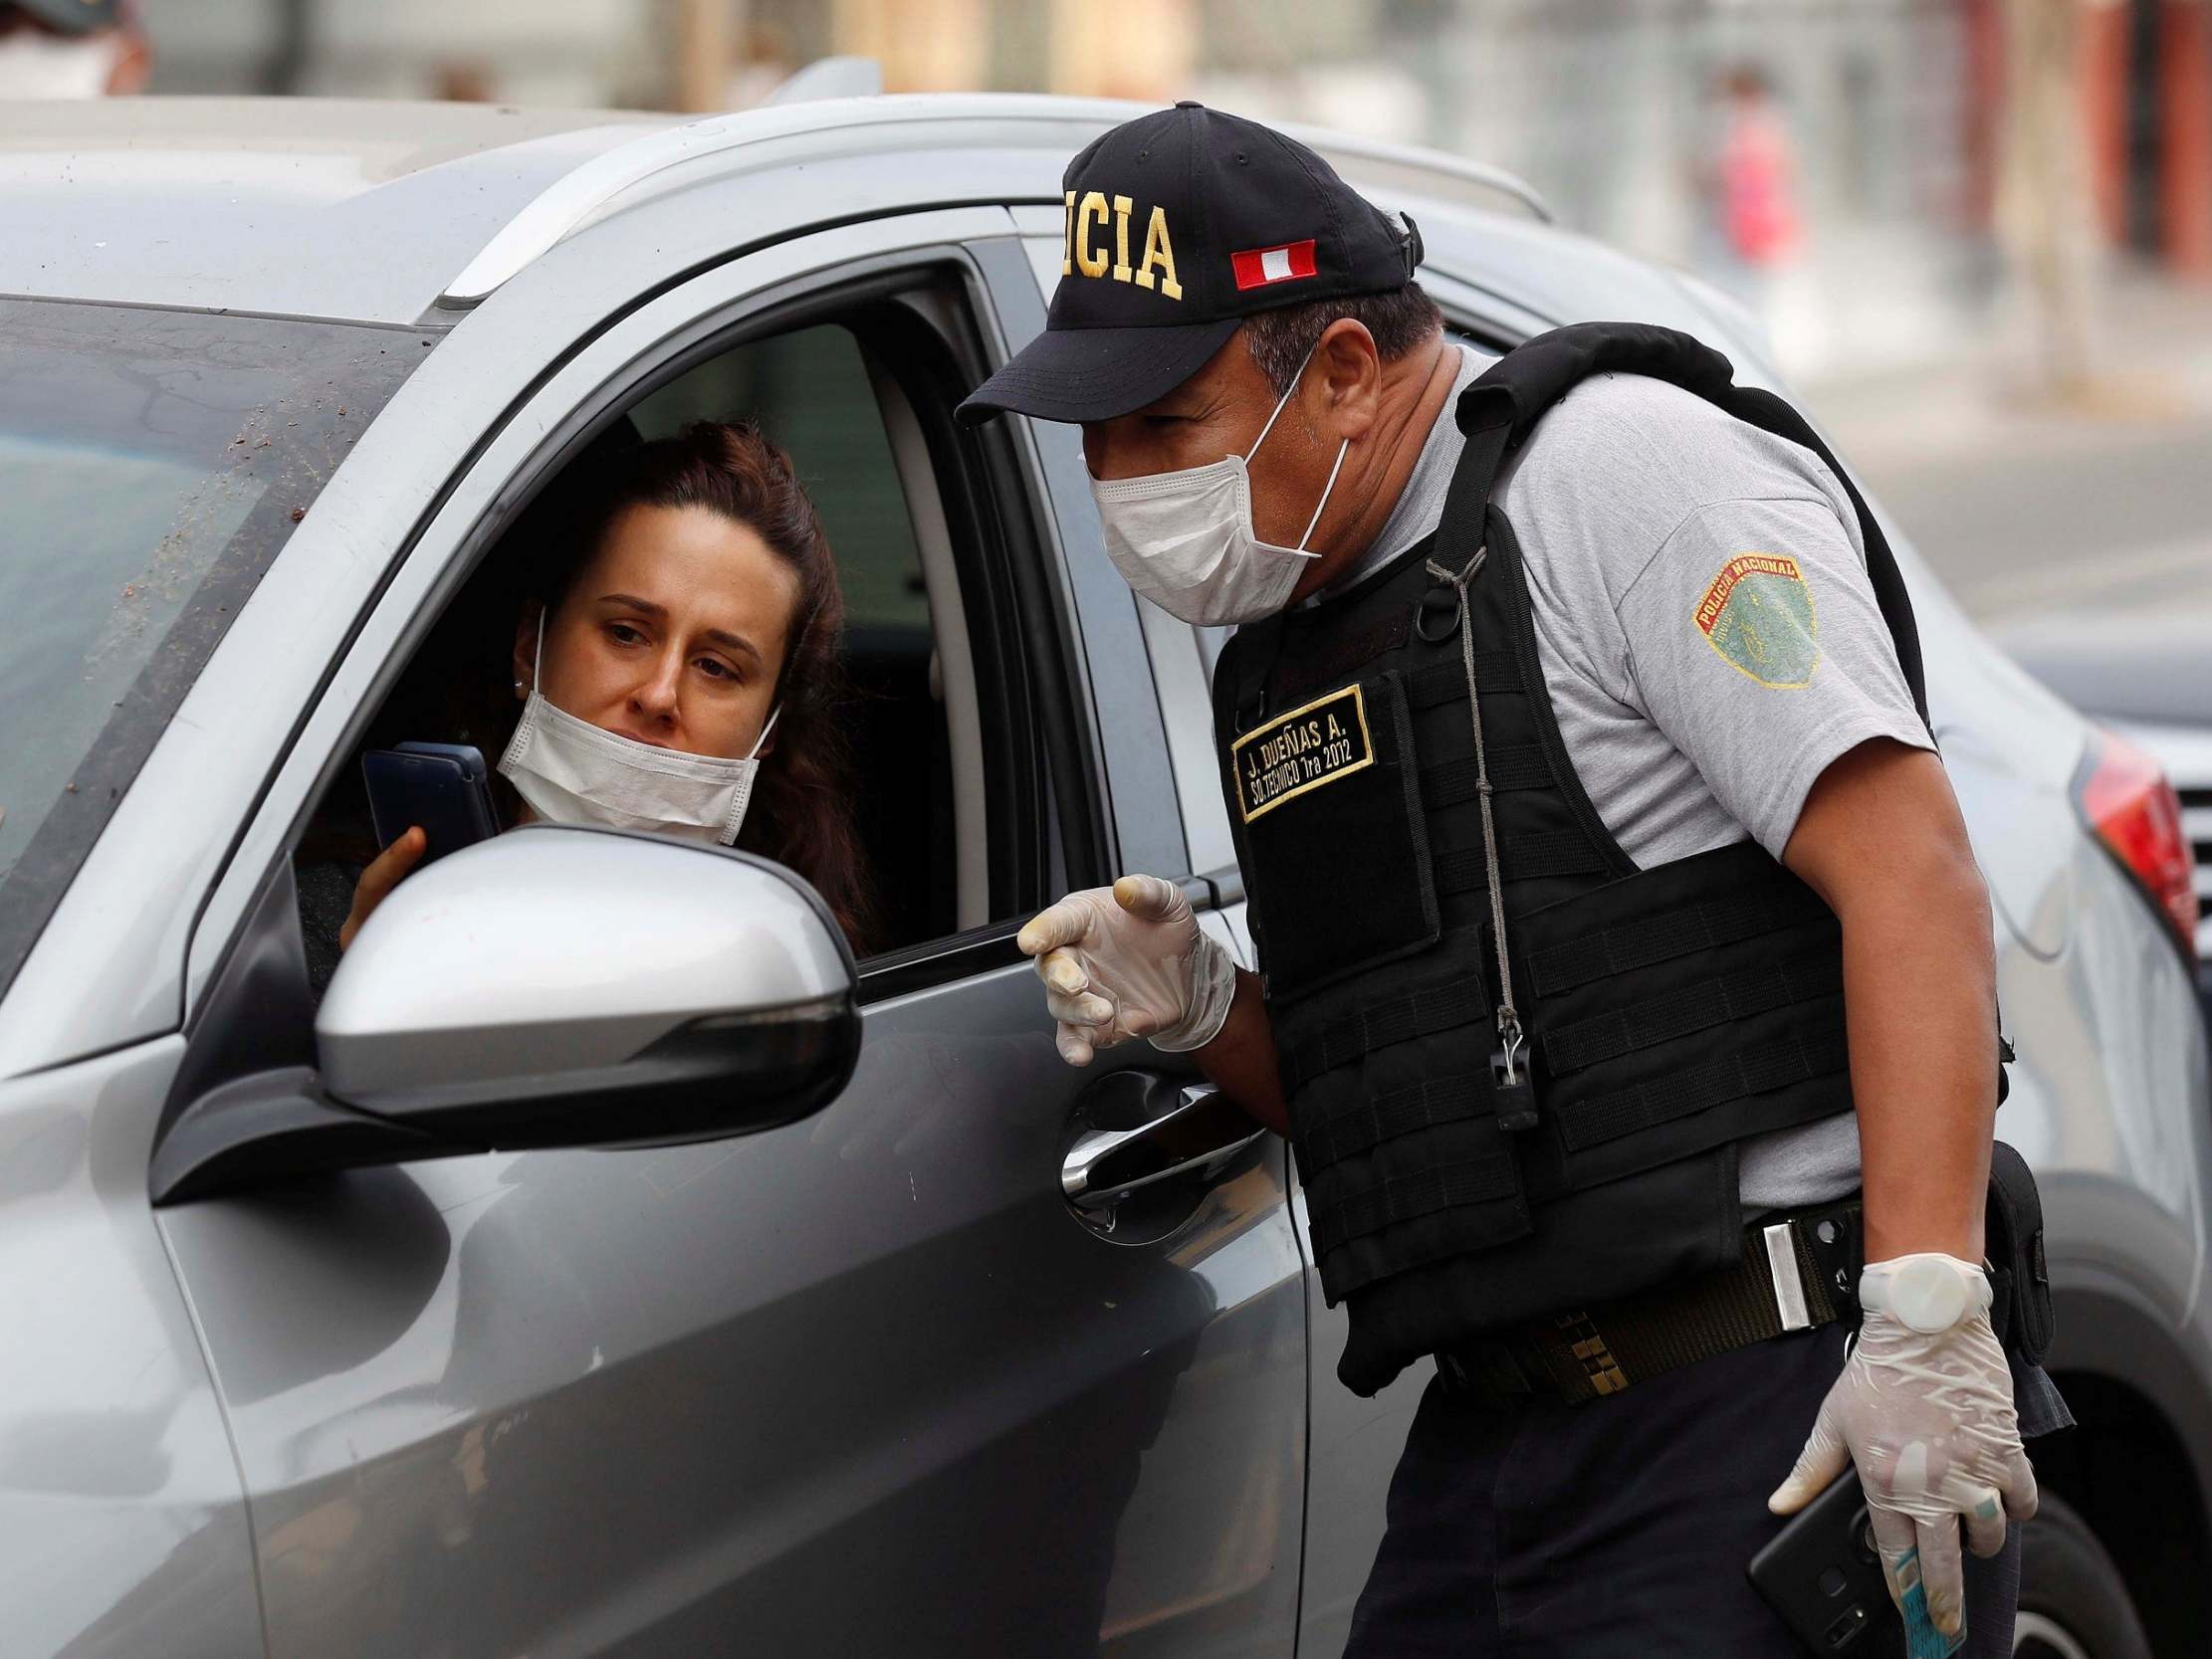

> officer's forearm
[1786,742,1996,1264]
[1841,837,1996,1263]
[1195,968,1289,1137]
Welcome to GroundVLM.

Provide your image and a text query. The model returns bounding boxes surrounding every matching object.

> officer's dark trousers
[1345,1322,2022,1657]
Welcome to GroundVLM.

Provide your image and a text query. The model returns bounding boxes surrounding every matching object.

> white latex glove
[1769,1254,2037,1640]
[1014,875,1237,1066]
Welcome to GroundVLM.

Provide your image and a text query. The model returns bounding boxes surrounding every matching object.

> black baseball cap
[8,0,125,35]
[956,102,1422,427]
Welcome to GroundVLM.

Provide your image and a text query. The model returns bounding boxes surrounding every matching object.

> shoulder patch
[1694,552,1820,688]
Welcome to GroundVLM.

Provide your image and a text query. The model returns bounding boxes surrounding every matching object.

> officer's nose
[1083,416,1157,482]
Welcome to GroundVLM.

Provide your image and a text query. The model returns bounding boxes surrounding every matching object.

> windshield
[0,300,422,996]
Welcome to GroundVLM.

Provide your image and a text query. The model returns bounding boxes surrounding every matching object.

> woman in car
[315,419,876,967]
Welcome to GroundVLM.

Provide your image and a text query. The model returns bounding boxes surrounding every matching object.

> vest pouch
[1985,1141,2054,1364]
[1230,672,1438,1002]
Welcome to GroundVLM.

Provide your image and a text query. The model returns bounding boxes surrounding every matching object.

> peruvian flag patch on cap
[1231,239,1318,291]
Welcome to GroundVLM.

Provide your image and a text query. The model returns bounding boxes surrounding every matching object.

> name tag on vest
[1232,684,1374,823]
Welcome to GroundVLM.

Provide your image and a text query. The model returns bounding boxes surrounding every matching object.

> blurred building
[139,0,2209,380]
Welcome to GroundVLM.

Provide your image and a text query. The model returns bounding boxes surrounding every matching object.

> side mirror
[151,826,858,1203]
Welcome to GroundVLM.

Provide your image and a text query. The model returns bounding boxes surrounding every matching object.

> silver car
[1,93,2206,1659]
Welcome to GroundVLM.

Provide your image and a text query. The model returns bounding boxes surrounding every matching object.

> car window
[0,301,420,998]
[292,299,1037,985]
[631,325,963,951]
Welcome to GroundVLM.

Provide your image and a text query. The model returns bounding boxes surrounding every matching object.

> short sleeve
[1616,494,1932,858]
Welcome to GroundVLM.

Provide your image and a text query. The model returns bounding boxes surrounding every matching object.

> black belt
[1438,1196,1865,1406]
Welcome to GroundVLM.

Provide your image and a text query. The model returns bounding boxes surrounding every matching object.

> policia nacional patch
[1694,553,1821,688]
[1232,684,1374,822]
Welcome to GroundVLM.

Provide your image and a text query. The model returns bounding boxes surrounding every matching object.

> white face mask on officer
[1088,343,1350,627]
[498,613,778,846]
[0,30,121,99]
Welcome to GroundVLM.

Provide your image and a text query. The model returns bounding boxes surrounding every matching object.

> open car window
[293,273,1056,989]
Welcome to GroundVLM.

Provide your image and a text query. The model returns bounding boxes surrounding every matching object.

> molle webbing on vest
[1413,652,1520,708]
[1423,746,1552,806]
[1301,1072,1491,1176]
[1540,950,1845,1077]
[1437,834,1610,892]
[1556,1027,1850,1152]
[1260,633,1519,724]
[1308,1151,1523,1260]
[1527,884,1832,995]
[1281,972,1489,1096]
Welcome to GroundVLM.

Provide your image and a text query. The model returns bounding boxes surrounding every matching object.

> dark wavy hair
[531,420,879,952]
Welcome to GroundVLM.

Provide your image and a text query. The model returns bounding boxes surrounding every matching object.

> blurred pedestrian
[0,0,151,99]
[1719,66,1802,265]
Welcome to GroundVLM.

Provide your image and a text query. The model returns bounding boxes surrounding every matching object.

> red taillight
[2075,729,2201,951]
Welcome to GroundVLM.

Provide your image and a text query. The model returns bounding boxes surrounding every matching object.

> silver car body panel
[0,1039,261,1659]
[164,962,1307,1656]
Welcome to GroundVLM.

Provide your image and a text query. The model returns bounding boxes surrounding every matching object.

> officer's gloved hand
[1768,1253,2037,1640]
[1016,875,1237,1066]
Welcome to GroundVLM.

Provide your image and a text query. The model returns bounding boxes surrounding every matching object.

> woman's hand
[339,827,427,951]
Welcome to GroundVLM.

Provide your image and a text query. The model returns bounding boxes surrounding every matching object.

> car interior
[293,300,1021,984]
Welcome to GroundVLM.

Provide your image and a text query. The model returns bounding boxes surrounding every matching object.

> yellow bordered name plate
[1231,683,1375,824]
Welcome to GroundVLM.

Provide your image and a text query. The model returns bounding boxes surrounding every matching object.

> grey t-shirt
[1342,345,1931,1208]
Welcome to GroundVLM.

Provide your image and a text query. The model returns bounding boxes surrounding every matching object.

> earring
[513,679,524,693]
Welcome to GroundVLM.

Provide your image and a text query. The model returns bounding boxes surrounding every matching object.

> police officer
[0,2,152,100]
[960,103,2068,1655]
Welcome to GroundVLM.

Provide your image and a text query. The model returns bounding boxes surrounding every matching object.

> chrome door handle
[1062,1079,1266,1210]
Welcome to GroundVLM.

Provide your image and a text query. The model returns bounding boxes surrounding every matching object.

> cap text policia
[956,102,1422,428]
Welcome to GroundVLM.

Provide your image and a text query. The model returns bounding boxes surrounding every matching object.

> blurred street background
[97,1,2212,634]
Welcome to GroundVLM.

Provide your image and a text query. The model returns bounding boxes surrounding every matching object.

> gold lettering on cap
[1111,195,1134,282]
[1076,192,1111,279]
[1062,190,1076,277]
[1137,205,1183,300]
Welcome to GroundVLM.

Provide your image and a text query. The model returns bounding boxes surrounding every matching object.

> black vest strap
[1439,322,1928,725]
[1422,745,1551,806]
[1436,834,1609,892]
[1411,652,1519,707]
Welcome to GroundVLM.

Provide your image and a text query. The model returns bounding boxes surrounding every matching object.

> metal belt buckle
[1762,1221,1814,1333]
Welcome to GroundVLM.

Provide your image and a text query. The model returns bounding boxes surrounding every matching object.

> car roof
[0,98,674,324]
[0,93,1551,327]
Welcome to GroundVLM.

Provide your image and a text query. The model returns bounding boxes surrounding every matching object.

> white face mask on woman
[498,614,778,846]
[1086,344,1350,626]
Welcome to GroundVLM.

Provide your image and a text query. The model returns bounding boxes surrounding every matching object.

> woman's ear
[512,601,545,701]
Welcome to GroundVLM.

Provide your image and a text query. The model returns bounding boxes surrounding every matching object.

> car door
[154,207,1307,1658]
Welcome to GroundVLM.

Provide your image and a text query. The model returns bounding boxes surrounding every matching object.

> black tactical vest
[1215,322,1930,1395]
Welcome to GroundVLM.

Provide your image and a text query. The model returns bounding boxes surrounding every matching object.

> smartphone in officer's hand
[361,741,497,866]
[1748,1469,1964,1656]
